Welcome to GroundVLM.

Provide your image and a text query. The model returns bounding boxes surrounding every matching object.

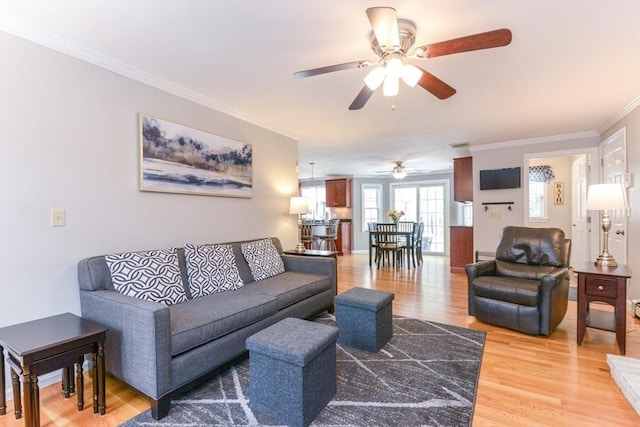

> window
[529,181,548,220]
[361,184,382,231]
[301,183,326,220]
[391,182,448,254]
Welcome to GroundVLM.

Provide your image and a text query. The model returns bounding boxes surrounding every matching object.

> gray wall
[0,32,300,329]
[470,116,639,302]
[470,133,600,252]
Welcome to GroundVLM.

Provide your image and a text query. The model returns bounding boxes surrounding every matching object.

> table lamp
[586,182,627,267]
[289,196,310,253]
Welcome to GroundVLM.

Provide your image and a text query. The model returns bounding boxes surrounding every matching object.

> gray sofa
[77,237,336,420]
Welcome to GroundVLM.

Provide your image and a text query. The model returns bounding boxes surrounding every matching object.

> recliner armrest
[465,260,496,280]
[540,268,570,293]
[465,260,496,316]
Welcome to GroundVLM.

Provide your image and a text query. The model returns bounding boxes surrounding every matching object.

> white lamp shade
[383,76,399,97]
[385,56,404,79]
[289,196,310,214]
[364,66,386,90]
[586,182,628,210]
[401,64,422,87]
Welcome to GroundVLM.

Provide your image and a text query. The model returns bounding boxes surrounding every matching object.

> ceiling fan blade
[349,86,375,110]
[418,28,512,59]
[415,67,456,99]
[366,7,400,51]
[294,60,371,79]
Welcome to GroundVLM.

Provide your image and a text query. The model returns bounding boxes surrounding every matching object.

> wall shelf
[482,202,514,211]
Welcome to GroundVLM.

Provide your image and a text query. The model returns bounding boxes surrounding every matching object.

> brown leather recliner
[465,226,572,336]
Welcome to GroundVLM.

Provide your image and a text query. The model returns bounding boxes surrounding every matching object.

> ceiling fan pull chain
[391,96,396,111]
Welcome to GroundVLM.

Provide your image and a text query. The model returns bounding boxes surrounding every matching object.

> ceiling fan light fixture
[383,76,399,97]
[385,55,404,79]
[401,64,422,87]
[392,165,407,179]
[364,66,386,90]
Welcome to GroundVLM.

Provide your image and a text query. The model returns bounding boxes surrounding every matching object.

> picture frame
[139,114,252,198]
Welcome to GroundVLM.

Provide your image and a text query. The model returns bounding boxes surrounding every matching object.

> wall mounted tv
[479,167,521,190]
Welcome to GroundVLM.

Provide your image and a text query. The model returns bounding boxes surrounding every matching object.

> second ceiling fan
[294,7,512,110]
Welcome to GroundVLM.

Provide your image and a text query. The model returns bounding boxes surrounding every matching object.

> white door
[600,128,628,264]
[571,155,590,265]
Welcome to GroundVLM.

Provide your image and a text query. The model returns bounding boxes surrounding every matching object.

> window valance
[529,165,555,183]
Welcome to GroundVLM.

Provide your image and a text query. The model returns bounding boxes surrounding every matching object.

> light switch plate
[51,209,65,227]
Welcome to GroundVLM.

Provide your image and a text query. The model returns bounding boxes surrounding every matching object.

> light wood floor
[1,254,638,426]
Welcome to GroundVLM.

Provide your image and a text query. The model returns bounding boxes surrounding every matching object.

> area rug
[120,314,486,427]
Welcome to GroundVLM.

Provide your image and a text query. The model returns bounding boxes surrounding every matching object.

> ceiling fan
[294,7,512,110]
[375,161,430,180]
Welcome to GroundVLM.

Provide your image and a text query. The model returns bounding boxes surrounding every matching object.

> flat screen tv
[479,167,521,190]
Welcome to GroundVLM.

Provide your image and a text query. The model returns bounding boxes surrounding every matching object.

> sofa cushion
[184,243,244,298]
[169,290,278,356]
[241,238,285,281]
[105,248,188,306]
[472,276,540,307]
[240,271,331,310]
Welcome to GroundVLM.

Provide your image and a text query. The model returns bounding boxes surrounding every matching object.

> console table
[0,313,108,426]
[574,263,631,355]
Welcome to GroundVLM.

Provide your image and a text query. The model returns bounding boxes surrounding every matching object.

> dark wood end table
[284,249,339,259]
[0,313,108,426]
[573,262,631,355]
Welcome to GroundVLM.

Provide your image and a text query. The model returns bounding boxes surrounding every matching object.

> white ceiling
[2,0,639,179]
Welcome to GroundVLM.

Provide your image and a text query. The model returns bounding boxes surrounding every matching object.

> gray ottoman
[335,287,394,352]
[246,317,339,427]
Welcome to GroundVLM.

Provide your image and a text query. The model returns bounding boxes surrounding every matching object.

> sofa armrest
[79,289,171,400]
[281,255,337,296]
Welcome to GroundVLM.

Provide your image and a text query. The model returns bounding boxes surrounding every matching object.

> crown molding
[598,96,640,134]
[0,17,301,141]
[469,130,599,152]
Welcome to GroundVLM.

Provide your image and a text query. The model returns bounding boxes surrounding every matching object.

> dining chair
[375,223,405,269]
[414,222,425,265]
[367,222,378,266]
[397,221,417,268]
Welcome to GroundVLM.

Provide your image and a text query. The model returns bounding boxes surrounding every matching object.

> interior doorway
[524,148,599,266]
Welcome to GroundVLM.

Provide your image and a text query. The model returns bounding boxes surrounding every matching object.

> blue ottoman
[246,317,339,427]
[335,287,394,352]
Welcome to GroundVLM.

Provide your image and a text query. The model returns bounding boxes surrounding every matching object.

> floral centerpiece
[387,209,405,224]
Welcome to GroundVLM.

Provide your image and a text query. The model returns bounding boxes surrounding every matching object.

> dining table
[368,223,417,269]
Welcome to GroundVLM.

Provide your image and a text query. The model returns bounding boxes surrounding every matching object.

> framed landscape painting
[139,114,252,198]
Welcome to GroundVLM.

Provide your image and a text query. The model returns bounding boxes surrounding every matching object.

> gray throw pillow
[184,243,244,298]
[105,248,188,305]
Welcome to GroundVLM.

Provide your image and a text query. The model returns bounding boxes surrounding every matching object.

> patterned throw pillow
[184,243,244,298]
[241,238,285,281]
[105,248,188,306]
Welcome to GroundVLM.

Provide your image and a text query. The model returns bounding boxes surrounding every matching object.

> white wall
[0,32,300,328]
[601,104,639,302]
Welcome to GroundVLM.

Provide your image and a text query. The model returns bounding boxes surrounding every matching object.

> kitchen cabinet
[450,226,473,273]
[454,157,473,202]
[326,178,351,207]
[336,221,352,255]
